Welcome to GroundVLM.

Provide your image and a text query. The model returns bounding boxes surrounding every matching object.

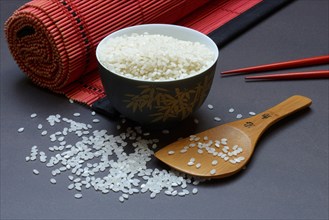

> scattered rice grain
[22,112,212,202]
[119,196,125,202]
[210,169,216,175]
[50,178,57,184]
[168,150,175,155]
[207,104,214,110]
[180,149,187,153]
[68,183,74,190]
[236,114,243,119]
[211,160,218,166]
[74,193,82,199]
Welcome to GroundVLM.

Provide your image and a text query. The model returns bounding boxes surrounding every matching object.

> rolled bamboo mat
[5,0,263,106]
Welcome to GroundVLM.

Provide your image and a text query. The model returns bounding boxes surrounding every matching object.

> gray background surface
[1,0,328,219]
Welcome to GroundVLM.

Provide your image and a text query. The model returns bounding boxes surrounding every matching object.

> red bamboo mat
[5,0,262,106]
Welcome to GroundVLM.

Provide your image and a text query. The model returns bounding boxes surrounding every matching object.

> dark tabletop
[1,0,328,219]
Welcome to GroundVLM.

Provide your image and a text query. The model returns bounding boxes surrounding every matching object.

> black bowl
[96,24,219,126]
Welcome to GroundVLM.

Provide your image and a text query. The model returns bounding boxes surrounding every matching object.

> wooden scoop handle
[228,95,312,144]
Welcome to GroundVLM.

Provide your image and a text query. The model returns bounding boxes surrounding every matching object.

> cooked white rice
[98,33,215,81]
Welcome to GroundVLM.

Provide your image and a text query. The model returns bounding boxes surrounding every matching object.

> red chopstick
[221,55,329,75]
[245,70,329,81]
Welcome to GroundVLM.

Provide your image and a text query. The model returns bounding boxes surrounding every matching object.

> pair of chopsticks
[221,55,329,80]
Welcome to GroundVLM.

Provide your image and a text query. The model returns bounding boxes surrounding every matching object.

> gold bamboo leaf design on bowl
[125,76,212,123]
[191,75,213,108]
[125,86,168,112]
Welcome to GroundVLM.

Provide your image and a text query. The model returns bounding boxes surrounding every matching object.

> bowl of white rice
[96,24,219,126]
